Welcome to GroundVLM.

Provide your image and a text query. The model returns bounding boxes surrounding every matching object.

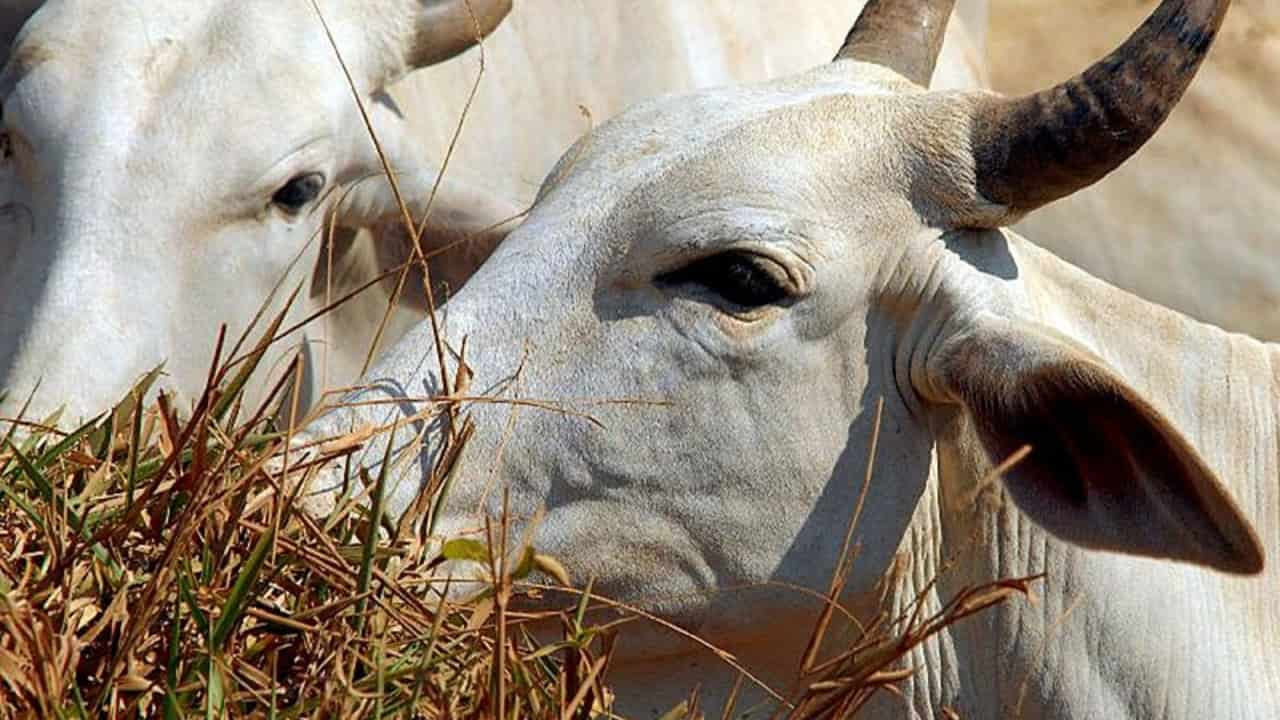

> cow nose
[272,428,496,606]
[280,375,455,523]
[273,427,385,520]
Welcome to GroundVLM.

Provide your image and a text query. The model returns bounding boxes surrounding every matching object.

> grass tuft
[0,344,620,718]
[0,349,1033,719]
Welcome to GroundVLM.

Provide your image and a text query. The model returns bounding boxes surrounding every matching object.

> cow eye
[656,251,792,309]
[271,172,325,214]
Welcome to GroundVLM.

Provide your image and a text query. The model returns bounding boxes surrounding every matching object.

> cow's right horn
[357,0,513,89]
[968,0,1229,221]
[404,0,512,69]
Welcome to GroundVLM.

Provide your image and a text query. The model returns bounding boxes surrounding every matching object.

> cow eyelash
[656,250,792,309]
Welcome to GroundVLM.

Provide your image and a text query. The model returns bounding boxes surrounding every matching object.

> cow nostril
[0,202,33,228]
[266,433,348,518]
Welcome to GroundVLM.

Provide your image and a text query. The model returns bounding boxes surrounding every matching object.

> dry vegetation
[0,5,1043,717]
[0,311,624,719]
[0,317,1034,718]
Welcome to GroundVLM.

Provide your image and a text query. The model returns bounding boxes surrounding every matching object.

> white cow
[0,1,986,426]
[297,0,1279,717]
[0,0,518,424]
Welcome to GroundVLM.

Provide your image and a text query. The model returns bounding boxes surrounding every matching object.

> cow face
[301,70,924,638]
[300,0,1262,662]
[0,0,510,422]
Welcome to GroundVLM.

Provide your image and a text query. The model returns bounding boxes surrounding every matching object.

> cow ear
[338,168,521,292]
[340,165,524,283]
[405,0,512,70]
[930,314,1264,575]
[361,0,511,88]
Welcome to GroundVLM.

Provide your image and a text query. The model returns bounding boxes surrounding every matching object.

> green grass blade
[3,437,98,544]
[210,525,275,651]
[355,428,395,635]
[5,436,55,500]
[89,365,163,458]
[28,408,64,449]
[573,577,595,635]
[439,538,489,565]
[212,284,301,422]
[165,593,186,720]
[179,563,211,642]
[0,383,39,472]
[0,482,47,533]
[34,414,105,471]
[125,390,145,509]
[205,660,226,720]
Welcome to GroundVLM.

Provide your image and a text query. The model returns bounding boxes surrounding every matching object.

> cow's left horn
[968,0,1229,219]
[407,0,513,68]
[835,0,957,86]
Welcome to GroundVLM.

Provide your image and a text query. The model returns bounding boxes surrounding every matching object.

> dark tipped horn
[970,0,1230,218]
[835,0,957,86]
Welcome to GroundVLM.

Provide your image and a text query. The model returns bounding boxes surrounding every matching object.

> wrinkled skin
[297,9,1279,720]
[0,1,985,424]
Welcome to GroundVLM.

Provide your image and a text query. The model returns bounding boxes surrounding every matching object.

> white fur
[299,17,1279,720]
[0,1,978,422]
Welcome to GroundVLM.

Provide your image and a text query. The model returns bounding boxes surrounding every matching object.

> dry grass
[0,5,1038,716]
[0,315,623,719]
[0,342,1035,718]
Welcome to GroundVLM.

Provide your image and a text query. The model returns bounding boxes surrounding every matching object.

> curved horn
[408,0,513,68]
[970,0,1229,218]
[835,0,957,86]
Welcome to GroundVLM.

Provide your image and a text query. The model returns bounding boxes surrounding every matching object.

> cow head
[0,0,515,423]
[300,0,1261,662]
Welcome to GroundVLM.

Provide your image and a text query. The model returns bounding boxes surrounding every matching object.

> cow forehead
[560,69,900,172]
[16,1,325,67]
[531,69,924,258]
[8,1,345,117]
[5,2,355,196]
